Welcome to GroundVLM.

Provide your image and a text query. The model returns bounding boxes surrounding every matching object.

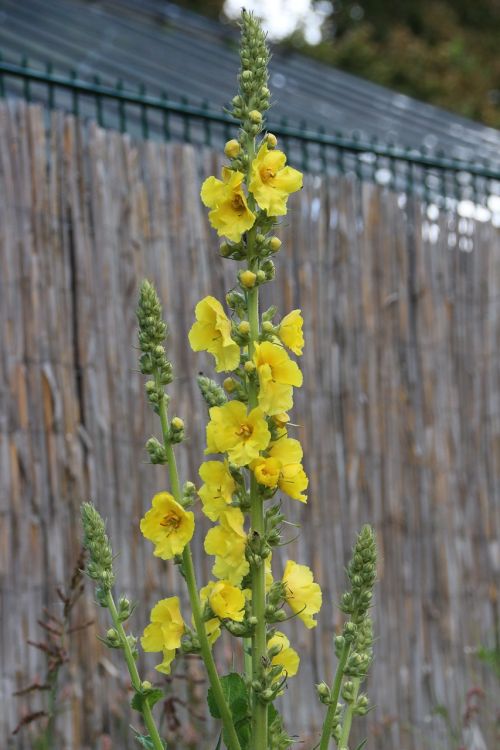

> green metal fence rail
[1,56,500,204]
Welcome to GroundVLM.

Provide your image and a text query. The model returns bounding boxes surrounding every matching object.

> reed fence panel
[1,102,499,749]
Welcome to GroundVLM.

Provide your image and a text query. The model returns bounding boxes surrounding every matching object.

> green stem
[106,592,164,750]
[318,643,351,750]
[247,270,268,750]
[338,677,361,750]
[156,389,241,750]
[243,636,253,681]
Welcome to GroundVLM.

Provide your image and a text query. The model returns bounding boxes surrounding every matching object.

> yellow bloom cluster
[201,145,302,242]
[252,435,309,502]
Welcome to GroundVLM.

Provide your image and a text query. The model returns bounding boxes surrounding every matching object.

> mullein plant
[81,10,377,750]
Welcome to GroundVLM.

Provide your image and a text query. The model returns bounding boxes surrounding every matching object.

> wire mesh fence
[2,55,500,210]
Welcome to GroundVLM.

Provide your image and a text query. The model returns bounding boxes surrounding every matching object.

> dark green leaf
[208,673,251,749]
[131,687,164,713]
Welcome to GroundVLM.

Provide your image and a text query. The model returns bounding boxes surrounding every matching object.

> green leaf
[130,727,167,749]
[354,740,368,750]
[208,673,251,749]
[131,687,164,713]
[268,705,294,749]
[213,733,222,750]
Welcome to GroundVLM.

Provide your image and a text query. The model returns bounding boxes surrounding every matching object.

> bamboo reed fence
[1,101,499,749]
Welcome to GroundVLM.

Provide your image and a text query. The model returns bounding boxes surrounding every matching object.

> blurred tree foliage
[173,0,500,127]
[288,0,500,127]
[172,0,225,21]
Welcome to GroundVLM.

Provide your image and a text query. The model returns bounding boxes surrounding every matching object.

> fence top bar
[2,58,500,182]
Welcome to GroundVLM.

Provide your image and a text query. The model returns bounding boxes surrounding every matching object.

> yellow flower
[277,463,308,502]
[249,143,302,216]
[198,460,236,521]
[268,437,308,502]
[278,309,304,356]
[201,167,256,242]
[282,560,322,629]
[196,585,222,645]
[251,456,281,488]
[201,580,246,622]
[268,631,300,680]
[253,342,302,416]
[141,597,185,674]
[188,296,240,373]
[140,492,194,559]
[204,508,249,585]
[204,617,222,645]
[206,401,271,466]
[155,649,177,675]
[273,412,290,430]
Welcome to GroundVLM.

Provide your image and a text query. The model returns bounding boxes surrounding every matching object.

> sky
[224,0,332,44]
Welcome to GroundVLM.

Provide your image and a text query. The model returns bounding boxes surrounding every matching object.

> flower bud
[226,290,246,310]
[244,360,256,374]
[224,139,241,158]
[262,320,274,333]
[145,436,167,465]
[269,236,282,252]
[171,417,184,431]
[238,321,250,335]
[220,242,233,257]
[266,133,277,148]
[256,270,266,283]
[141,680,152,690]
[197,375,227,407]
[260,688,274,702]
[316,682,331,702]
[239,270,257,288]
[223,377,236,393]
[273,609,287,622]
[249,109,263,124]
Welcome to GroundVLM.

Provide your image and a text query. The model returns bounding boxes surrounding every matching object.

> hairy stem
[156,387,241,750]
[246,240,268,749]
[106,592,164,750]
[318,642,351,750]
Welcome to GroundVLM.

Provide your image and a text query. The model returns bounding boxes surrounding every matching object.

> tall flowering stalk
[81,11,377,750]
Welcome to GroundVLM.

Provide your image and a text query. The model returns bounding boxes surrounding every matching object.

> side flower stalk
[81,503,165,750]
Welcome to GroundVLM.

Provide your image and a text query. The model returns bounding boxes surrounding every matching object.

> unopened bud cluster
[137,280,172,387]
[318,525,376,744]
[81,502,115,599]
[230,9,270,144]
[341,524,377,624]
[197,375,228,408]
